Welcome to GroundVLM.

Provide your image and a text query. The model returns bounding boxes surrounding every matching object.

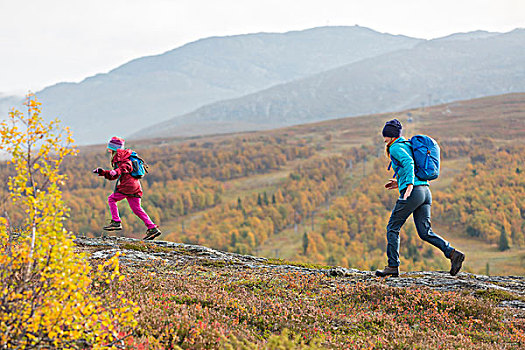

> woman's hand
[385,178,398,190]
[403,184,414,200]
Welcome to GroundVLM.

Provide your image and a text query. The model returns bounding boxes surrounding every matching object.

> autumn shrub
[179,156,348,253]
[222,329,323,350]
[117,262,524,349]
[434,144,525,247]
[0,95,138,348]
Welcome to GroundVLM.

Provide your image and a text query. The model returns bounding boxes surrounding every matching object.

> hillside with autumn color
[1,93,524,275]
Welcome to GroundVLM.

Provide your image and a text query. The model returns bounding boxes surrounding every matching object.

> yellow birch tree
[0,94,138,349]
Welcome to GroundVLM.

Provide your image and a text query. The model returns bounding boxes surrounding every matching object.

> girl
[376,119,464,277]
[93,136,161,240]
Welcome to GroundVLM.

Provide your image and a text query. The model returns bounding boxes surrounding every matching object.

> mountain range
[136,29,525,139]
[0,26,420,144]
[1,26,524,144]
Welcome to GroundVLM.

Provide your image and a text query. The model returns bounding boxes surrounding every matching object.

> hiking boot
[144,227,162,241]
[449,249,465,276]
[103,220,122,231]
[375,266,399,277]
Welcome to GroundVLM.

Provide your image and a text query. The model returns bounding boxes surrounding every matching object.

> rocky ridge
[74,236,525,315]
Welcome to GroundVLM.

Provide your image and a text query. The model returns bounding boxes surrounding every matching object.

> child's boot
[144,227,162,240]
[103,220,122,231]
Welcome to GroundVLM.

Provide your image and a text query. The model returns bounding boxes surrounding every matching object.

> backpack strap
[388,140,412,178]
[388,157,402,179]
[392,164,400,179]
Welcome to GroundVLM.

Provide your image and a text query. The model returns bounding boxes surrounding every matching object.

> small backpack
[389,135,440,181]
[129,151,148,178]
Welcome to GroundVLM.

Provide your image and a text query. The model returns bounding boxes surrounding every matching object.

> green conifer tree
[498,225,510,251]
[303,232,309,255]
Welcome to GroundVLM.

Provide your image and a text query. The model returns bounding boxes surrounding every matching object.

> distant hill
[135,29,525,139]
[0,26,421,145]
[0,94,20,117]
[434,30,500,42]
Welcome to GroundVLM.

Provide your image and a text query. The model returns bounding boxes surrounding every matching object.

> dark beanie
[382,119,402,138]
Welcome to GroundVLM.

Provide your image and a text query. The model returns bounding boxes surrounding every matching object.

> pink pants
[108,192,156,229]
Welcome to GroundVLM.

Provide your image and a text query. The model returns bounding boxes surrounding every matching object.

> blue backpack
[389,135,440,181]
[129,151,148,179]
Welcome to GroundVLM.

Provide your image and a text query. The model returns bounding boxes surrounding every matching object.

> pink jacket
[99,149,143,197]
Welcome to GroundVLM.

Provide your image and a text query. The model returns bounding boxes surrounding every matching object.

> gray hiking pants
[386,185,454,267]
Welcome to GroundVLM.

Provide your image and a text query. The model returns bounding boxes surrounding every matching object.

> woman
[92,136,161,240]
[376,119,464,277]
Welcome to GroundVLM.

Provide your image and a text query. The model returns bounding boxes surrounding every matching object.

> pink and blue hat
[107,136,125,151]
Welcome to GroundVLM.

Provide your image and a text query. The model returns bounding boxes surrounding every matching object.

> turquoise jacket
[389,137,428,193]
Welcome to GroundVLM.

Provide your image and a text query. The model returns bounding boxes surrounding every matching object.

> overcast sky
[0,0,523,96]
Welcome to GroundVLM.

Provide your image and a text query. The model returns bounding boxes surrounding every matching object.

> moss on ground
[474,288,525,303]
[120,241,172,254]
[265,258,331,269]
